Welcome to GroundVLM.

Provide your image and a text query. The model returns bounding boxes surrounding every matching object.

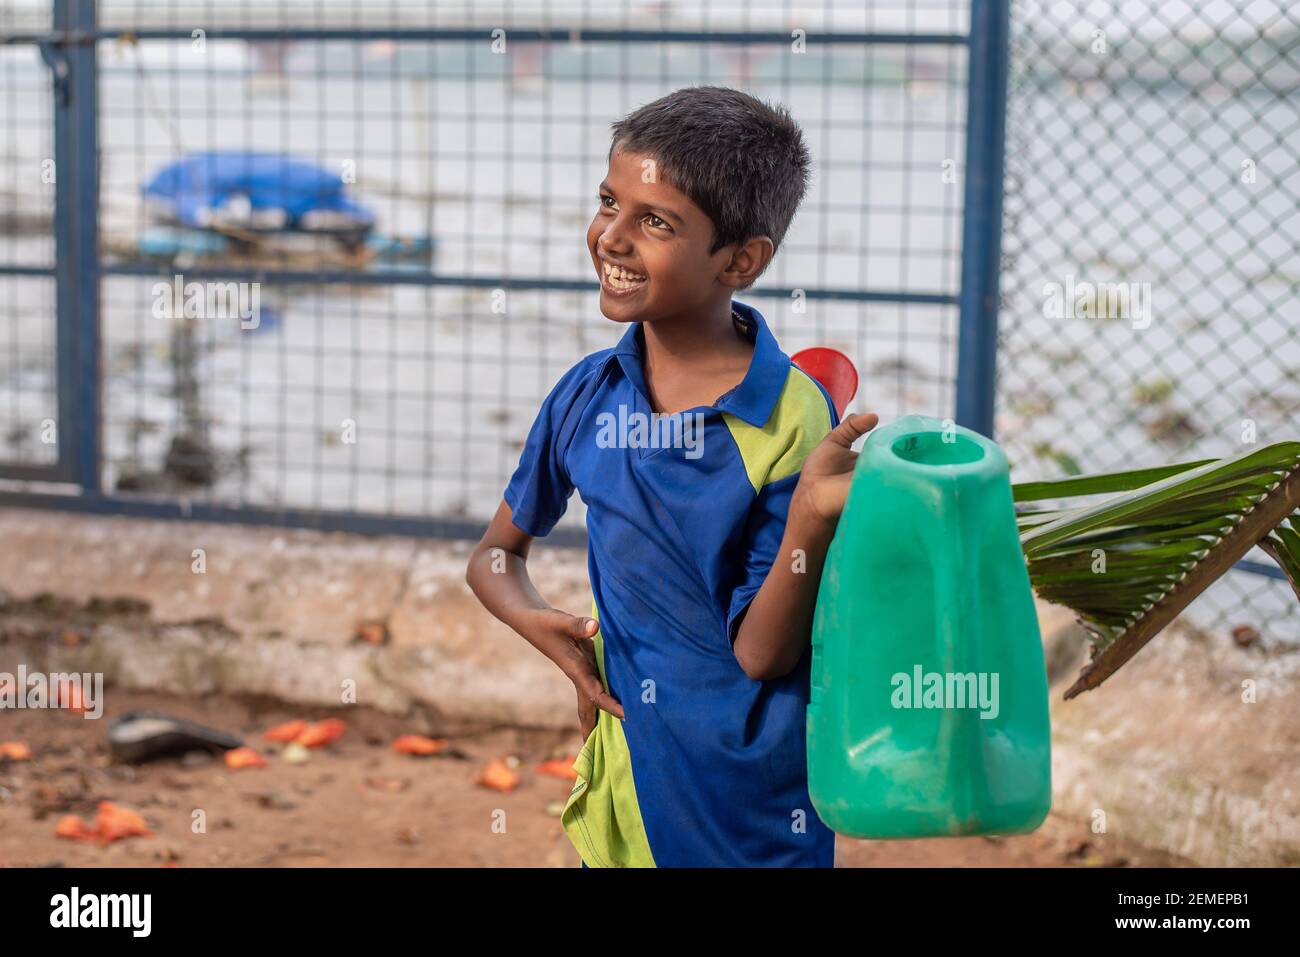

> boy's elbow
[464,546,484,592]
[734,644,789,682]
[748,661,796,682]
[740,659,774,681]
[732,619,794,681]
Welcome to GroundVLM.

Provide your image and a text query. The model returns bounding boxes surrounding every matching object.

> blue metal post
[955,0,1010,439]
[51,0,101,492]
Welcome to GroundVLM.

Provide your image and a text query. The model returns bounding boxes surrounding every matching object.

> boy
[466,86,876,867]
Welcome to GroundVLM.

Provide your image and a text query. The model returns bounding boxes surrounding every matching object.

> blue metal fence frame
[954,0,1009,441]
[0,0,1008,549]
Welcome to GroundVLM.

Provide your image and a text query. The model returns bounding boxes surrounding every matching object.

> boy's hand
[791,411,879,529]
[522,608,624,739]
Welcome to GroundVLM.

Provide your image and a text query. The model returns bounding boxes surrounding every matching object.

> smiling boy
[466,86,877,867]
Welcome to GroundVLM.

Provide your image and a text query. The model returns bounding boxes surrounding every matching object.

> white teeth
[603,261,646,287]
[608,273,644,290]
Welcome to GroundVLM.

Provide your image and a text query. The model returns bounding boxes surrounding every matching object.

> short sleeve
[724,374,840,643]
[502,359,597,537]
[725,475,798,642]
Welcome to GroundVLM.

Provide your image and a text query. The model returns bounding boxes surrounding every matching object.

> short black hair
[608,86,811,287]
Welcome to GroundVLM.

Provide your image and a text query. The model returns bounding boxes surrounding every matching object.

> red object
[263,719,307,743]
[392,734,447,756]
[295,718,346,748]
[791,348,858,419]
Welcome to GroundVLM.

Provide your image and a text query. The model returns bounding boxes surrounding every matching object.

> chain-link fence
[1,1,980,546]
[5,0,1294,645]
[1000,0,1300,644]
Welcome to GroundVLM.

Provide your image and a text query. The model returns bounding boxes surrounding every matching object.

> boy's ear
[721,235,775,290]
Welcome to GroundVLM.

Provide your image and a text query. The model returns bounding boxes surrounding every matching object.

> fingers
[561,615,600,674]
[563,613,598,640]
[538,607,598,641]
[584,679,624,720]
[576,684,596,739]
[558,608,623,722]
[595,690,626,721]
[825,411,879,449]
[574,671,625,721]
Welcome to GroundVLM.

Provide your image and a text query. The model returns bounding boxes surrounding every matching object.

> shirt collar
[607,299,789,428]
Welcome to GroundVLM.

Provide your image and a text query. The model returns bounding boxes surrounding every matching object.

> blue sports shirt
[504,299,838,867]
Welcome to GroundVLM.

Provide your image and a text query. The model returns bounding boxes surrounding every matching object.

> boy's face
[587,146,743,325]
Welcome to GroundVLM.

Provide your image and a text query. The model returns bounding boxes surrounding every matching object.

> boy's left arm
[731,411,879,681]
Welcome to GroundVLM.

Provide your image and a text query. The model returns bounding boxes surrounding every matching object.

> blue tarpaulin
[142,152,375,235]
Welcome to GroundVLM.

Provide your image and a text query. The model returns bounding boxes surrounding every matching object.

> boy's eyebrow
[598,181,686,226]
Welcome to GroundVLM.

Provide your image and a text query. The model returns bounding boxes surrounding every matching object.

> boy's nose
[598,236,627,257]
[597,218,634,253]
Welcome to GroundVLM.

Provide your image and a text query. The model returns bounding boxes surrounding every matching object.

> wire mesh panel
[0,5,57,472]
[63,0,970,529]
[0,277,57,469]
[1000,0,1300,643]
[3,0,1294,665]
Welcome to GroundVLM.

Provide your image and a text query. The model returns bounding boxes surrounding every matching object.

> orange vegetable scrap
[95,801,154,842]
[476,758,520,793]
[535,758,578,782]
[391,734,447,756]
[224,747,268,770]
[55,815,99,842]
[355,621,388,645]
[263,719,307,743]
[0,741,32,761]
[294,718,346,748]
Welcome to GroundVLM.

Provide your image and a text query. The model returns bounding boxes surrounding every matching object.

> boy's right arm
[465,499,624,738]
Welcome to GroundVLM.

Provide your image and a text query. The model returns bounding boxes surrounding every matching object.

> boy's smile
[587,146,738,326]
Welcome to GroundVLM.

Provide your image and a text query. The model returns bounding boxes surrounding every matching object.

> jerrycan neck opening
[891,432,985,467]
[865,414,1005,479]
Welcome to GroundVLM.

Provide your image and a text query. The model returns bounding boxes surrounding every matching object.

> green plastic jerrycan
[808,413,1051,839]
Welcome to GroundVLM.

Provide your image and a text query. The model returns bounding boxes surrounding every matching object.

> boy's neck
[640,300,752,370]
[638,300,755,415]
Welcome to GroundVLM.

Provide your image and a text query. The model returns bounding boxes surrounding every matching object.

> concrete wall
[1,506,1296,864]
[0,507,589,733]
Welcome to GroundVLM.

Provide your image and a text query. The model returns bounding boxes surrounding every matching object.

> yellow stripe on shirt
[723,366,833,494]
[560,600,657,867]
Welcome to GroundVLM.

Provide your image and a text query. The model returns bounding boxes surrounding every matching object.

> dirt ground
[0,689,1191,868]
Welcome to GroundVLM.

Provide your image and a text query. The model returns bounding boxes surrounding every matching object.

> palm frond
[1257,515,1300,603]
[1011,442,1300,699]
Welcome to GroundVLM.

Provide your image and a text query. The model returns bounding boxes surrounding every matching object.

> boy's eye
[598,195,668,231]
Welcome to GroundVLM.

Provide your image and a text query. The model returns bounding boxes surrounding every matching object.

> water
[1,24,1297,644]
[3,37,968,515]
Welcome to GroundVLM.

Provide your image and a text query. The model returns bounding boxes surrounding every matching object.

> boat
[142,151,376,245]
[125,151,434,270]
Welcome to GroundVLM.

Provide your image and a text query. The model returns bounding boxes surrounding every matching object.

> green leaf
[1011,442,1300,698]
